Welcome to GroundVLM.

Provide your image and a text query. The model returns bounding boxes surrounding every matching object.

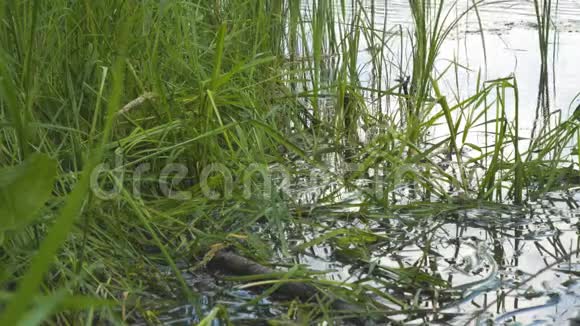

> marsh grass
[0,0,578,324]
[530,0,554,140]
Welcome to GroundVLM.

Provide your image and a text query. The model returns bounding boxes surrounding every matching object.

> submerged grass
[0,0,578,324]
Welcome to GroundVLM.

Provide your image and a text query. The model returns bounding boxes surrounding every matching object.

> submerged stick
[207,250,370,324]
[209,251,317,301]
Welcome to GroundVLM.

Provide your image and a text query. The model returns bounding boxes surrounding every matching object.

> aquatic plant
[0,0,578,324]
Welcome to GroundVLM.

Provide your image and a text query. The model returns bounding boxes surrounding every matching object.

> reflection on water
[301,0,580,128]
[153,193,579,325]
[293,192,580,324]
[325,0,580,27]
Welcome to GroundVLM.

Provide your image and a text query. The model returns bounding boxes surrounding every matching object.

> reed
[0,0,577,324]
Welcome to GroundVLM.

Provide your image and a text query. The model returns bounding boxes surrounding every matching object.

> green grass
[0,0,577,324]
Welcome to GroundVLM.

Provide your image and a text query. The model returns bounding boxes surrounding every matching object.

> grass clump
[0,0,577,324]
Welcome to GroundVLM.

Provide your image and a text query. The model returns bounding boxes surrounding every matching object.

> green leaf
[198,307,221,326]
[0,153,57,232]
[0,290,112,326]
[463,142,482,152]
[294,228,350,252]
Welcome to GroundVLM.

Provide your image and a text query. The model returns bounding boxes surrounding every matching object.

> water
[152,1,580,324]
[301,0,580,128]
[151,193,580,325]
[294,194,580,324]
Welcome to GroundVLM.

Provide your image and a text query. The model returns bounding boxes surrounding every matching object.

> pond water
[150,192,580,325]
[301,0,580,130]
[293,194,580,325]
[150,0,580,325]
